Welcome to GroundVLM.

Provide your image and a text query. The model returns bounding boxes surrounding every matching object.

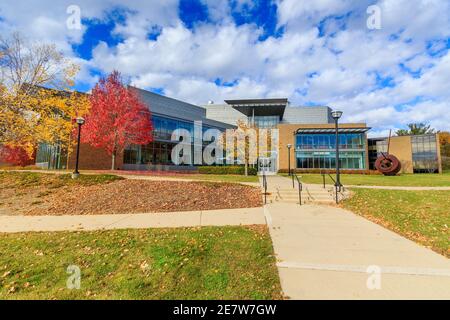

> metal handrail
[262,171,267,204]
[291,170,303,205]
[320,170,345,204]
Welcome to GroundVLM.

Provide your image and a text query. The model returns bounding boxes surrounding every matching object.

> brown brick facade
[384,134,442,174]
[67,143,124,171]
[386,136,413,174]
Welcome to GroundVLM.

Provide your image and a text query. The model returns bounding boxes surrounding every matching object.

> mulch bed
[18,180,262,216]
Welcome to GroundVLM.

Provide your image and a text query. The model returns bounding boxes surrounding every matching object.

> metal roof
[224,98,288,117]
[296,128,370,134]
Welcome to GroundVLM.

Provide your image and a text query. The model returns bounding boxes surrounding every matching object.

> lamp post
[331,110,343,203]
[287,144,292,176]
[72,117,85,179]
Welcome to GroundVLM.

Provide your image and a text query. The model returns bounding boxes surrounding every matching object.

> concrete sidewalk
[342,185,450,190]
[0,207,265,233]
[265,203,450,299]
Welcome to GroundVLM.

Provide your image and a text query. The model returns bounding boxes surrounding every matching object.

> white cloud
[1,0,449,132]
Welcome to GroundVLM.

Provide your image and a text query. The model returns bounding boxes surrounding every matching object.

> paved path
[342,185,450,190]
[0,207,265,233]
[261,175,345,204]
[265,203,450,299]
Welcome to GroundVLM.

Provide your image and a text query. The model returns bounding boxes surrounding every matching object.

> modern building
[368,134,443,173]
[36,87,235,171]
[122,87,235,171]
[35,87,442,174]
[204,99,370,173]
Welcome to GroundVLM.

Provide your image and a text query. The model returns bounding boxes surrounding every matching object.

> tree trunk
[111,153,115,171]
[245,160,248,176]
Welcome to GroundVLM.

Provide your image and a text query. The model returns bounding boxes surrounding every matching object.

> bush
[277,168,374,175]
[198,166,257,176]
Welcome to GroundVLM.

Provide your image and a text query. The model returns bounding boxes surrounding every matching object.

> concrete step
[265,194,335,203]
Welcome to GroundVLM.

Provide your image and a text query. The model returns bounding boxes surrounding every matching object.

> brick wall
[387,136,413,174]
[67,143,124,171]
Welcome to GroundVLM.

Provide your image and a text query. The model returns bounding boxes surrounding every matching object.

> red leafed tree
[0,145,35,167]
[82,71,153,170]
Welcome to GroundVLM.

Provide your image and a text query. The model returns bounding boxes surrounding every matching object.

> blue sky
[0,0,449,136]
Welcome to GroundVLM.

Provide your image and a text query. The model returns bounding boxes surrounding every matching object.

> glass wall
[295,133,366,170]
[124,142,178,165]
[152,115,194,141]
[411,135,438,173]
[35,143,67,169]
[253,116,279,128]
[296,133,365,150]
[124,115,224,166]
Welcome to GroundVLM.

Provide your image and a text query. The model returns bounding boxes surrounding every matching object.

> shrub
[198,166,257,176]
[277,168,374,175]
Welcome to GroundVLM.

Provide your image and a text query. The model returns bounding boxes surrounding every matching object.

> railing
[262,171,267,205]
[290,170,303,206]
[320,170,345,204]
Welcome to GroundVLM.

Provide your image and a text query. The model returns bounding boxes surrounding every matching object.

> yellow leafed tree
[0,32,90,159]
[218,119,258,176]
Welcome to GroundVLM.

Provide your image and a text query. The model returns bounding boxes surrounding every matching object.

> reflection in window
[412,134,438,173]
[124,114,225,166]
[295,133,366,170]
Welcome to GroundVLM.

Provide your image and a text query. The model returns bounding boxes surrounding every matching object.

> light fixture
[331,110,343,120]
[72,117,86,179]
[76,117,85,125]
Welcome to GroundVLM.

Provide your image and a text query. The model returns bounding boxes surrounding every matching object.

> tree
[0,32,89,157]
[81,71,153,170]
[218,120,257,176]
[438,131,450,146]
[439,131,450,171]
[0,145,35,167]
[396,123,436,136]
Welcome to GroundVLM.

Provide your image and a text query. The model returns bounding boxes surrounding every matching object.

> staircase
[261,175,348,205]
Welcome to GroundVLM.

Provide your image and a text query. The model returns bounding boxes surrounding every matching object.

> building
[204,99,370,173]
[36,87,234,171]
[368,134,443,173]
[122,87,235,171]
[35,87,442,174]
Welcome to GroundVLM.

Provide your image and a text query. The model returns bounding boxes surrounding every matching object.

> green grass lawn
[281,172,450,187]
[183,174,259,183]
[0,226,282,300]
[0,171,122,188]
[343,189,450,257]
[0,170,259,184]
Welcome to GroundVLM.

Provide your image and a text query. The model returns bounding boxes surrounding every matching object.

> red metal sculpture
[375,130,402,176]
[375,154,401,175]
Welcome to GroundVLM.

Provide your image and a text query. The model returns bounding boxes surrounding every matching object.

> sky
[0,0,449,136]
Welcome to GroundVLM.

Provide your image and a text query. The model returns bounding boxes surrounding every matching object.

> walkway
[0,207,265,233]
[341,185,450,190]
[263,176,450,299]
[261,175,345,204]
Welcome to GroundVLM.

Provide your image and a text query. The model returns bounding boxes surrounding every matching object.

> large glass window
[152,115,195,141]
[411,134,438,173]
[124,114,225,166]
[36,143,67,170]
[253,116,279,128]
[295,133,366,170]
